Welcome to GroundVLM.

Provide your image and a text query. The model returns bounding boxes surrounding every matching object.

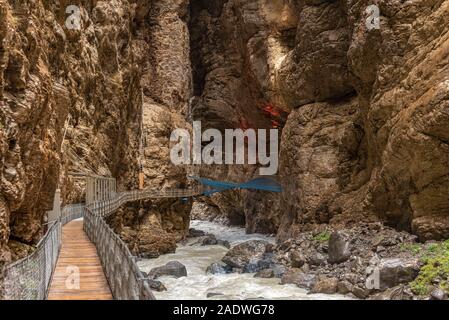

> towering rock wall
[188,0,449,242]
[277,0,449,242]
[107,0,194,258]
[0,0,193,264]
[0,0,145,264]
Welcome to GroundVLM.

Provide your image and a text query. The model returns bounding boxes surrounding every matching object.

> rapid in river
[138,220,349,300]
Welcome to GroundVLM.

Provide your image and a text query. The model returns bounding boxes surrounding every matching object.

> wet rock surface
[222,240,271,271]
[274,223,440,299]
[206,263,232,275]
[148,261,188,279]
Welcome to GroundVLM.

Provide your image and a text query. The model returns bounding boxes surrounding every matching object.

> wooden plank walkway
[47,220,113,300]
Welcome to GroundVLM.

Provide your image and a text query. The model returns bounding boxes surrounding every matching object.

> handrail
[82,186,201,299]
[0,175,201,300]
[84,206,154,300]
[1,220,61,300]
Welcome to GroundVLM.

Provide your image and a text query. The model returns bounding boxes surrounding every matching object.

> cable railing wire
[0,176,202,300]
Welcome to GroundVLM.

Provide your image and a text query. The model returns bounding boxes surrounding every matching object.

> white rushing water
[138,220,348,300]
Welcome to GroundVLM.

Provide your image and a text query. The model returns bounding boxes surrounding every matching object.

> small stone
[337,280,353,295]
[281,270,317,290]
[352,286,369,299]
[189,228,206,237]
[254,269,275,278]
[148,261,187,279]
[290,251,306,268]
[309,252,326,266]
[328,231,351,264]
[206,263,232,275]
[430,287,448,300]
[272,264,287,278]
[201,234,218,246]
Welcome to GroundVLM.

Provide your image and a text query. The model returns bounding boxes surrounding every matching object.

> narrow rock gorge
[0,0,448,300]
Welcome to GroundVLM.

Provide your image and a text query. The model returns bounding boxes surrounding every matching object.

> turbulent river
[138,220,347,300]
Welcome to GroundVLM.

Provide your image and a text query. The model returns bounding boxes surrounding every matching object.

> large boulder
[148,261,187,279]
[222,240,270,270]
[328,231,351,264]
[378,258,419,290]
[430,287,448,301]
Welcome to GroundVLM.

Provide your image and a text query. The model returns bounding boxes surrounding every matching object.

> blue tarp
[189,176,282,196]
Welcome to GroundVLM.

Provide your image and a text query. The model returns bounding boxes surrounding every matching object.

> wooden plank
[47,220,113,300]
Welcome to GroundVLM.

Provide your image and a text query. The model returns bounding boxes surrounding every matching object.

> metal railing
[90,187,202,218]
[81,184,201,300]
[61,203,85,226]
[84,206,154,300]
[1,221,61,300]
[1,175,202,300]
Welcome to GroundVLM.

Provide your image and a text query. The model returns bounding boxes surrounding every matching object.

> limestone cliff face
[108,0,193,256]
[277,0,449,242]
[188,0,449,242]
[0,0,141,263]
[189,0,293,234]
[0,0,191,263]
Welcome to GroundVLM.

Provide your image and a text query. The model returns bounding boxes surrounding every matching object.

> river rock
[189,228,206,237]
[370,285,413,300]
[147,279,167,292]
[378,258,419,289]
[207,292,224,298]
[280,270,317,290]
[222,240,270,270]
[352,286,369,299]
[308,252,326,266]
[201,234,218,246]
[206,263,232,275]
[272,264,287,278]
[328,231,351,264]
[254,269,275,278]
[217,240,231,249]
[337,281,353,295]
[290,251,306,268]
[430,287,448,300]
[310,276,338,294]
[148,261,187,279]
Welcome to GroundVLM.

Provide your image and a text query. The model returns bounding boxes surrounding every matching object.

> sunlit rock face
[277,0,449,241]
[0,0,192,263]
[0,0,144,262]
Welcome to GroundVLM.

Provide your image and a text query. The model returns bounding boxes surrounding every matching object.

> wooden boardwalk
[47,220,113,300]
